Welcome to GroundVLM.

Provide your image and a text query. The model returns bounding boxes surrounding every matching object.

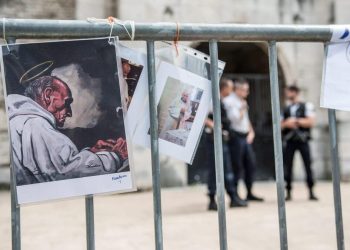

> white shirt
[288,102,315,118]
[223,92,250,133]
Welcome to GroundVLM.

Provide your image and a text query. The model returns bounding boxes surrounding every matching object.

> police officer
[205,77,247,210]
[281,85,318,201]
[223,78,264,202]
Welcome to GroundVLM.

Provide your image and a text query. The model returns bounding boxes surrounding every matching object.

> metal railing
[0,19,344,250]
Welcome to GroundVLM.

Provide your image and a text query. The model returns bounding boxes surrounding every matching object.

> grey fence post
[10,155,21,250]
[85,196,95,250]
[146,40,164,250]
[268,41,288,250]
[6,36,21,250]
[10,161,20,250]
[209,40,228,250]
[328,109,345,250]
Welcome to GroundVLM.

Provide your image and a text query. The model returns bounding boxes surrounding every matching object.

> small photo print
[133,61,211,164]
[158,77,204,147]
[119,45,148,138]
[121,58,144,109]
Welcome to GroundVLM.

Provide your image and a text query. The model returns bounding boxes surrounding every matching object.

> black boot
[208,195,218,211]
[246,191,264,202]
[285,190,292,201]
[309,189,318,201]
[229,192,248,208]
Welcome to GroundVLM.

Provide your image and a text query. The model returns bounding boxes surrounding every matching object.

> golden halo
[19,60,54,85]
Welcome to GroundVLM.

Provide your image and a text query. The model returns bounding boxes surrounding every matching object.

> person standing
[205,78,247,210]
[281,85,318,201]
[223,78,264,202]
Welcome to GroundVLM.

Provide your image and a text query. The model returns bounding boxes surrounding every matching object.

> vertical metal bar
[6,36,21,250]
[10,156,20,250]
[328,109,345,250]
[146,40,164,250]
[209,40,228,250]
[268,41,288,250]
[85,196,95,250]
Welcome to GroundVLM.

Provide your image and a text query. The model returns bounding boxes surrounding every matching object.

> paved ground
[1,181,349,250]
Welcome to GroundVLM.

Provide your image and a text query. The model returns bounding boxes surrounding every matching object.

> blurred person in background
[205,77,248,211]
[281,85,318,201]
[223,78,264,202]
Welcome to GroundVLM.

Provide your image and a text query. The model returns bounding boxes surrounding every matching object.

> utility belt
[204,127,230,142]
[229,130,248,139]
[283,129,311,143]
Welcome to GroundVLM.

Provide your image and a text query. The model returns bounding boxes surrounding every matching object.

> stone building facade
[1,0,350,187]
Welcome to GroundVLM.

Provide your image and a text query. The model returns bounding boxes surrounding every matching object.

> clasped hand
[90,138,128,161]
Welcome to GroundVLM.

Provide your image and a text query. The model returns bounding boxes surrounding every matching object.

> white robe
[163,98,192,132]
[7,94,122,186]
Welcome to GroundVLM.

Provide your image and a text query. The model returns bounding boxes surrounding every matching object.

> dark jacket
[206,101,230,142]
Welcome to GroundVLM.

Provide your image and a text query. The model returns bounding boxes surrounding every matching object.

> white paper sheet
[321,42,350,111]
[331,25,350,42]
[119,45,149,138]
[133,61,212,163]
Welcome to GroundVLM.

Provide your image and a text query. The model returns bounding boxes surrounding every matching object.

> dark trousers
[229,134,256,193]
[206,137,236,197]
[284,140,314,191]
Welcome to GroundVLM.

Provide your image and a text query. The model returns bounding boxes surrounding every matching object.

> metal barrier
[0,19,345,250]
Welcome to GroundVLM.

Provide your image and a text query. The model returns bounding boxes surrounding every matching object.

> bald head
[25,76,73,127]
[181,89,191,103]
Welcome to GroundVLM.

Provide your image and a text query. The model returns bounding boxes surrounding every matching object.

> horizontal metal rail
[0,19,332,42]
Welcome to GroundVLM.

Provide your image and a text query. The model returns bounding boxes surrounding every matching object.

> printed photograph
[133,61,211,163]
[121,58,144,109]
[157,77,204,147]
[1,38,132,189]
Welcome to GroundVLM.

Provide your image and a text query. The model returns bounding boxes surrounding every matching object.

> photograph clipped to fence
[119,44,148,137]
[134,44,225,163]
[0,37,136,205]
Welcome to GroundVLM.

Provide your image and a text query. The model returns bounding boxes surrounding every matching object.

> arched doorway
[188,42,286,183]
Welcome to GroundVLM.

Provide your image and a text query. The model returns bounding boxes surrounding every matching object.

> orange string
[107,16,115,24]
